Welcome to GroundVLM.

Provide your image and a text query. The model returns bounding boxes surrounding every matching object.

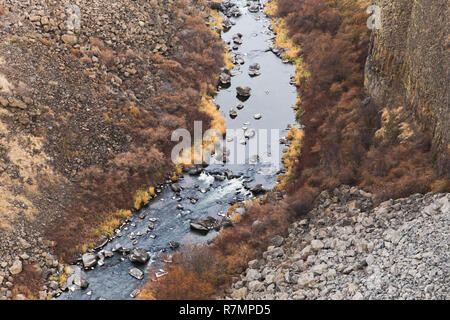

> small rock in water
[248,4,260,13]
[129,248,150,264]
[236,86,252,98]
[245,129,256,138]
[248,63,261,77]
[253,113,262,120]
[129,268,144,280]
[236,103,244,110]
[250,154,259,163]
[169,241,180,250]
[229,108,238,119]
[171,183,182,193]
[233,33,243,44]
[112,243,123,252]
[130,289,141,298]
[103,250,114,258]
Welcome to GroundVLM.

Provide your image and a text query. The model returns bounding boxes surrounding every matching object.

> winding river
[61,0,297,300]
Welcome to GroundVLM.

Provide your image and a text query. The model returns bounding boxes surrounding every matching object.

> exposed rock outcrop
[365,0,449,175]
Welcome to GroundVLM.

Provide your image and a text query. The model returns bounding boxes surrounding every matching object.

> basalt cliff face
[365,0,449,176]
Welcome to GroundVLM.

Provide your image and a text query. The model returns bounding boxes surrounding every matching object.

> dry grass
[93,209,132,237]
[223,48,234,70]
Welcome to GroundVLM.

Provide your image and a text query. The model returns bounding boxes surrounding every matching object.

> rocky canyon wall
[365,0,449,175]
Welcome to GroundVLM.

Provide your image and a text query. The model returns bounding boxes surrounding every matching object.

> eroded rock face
[365,0,449,175]
[226,187,449,300]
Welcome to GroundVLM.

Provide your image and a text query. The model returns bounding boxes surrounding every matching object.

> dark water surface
[61,0,297,300]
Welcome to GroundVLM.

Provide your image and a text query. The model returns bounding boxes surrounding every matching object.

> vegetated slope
[139,0,449,300]
[0,0,223,270]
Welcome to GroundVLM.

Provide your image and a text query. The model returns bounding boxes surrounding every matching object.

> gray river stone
[129,268,144,280]
[129,248,150,264]
[171,183,182,193]
[236,86,252,97]
[82,253,97,268]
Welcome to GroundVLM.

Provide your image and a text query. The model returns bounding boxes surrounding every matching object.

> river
[60,0,297,300]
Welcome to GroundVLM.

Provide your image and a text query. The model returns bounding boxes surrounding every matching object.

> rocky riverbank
[227,186,449,300]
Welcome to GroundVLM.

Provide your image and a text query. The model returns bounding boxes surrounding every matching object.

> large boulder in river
[250,184,266,195]
[236,86,251,97]
[190,216,221,234]
[82,253,97,268]
[129,248,150,264]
